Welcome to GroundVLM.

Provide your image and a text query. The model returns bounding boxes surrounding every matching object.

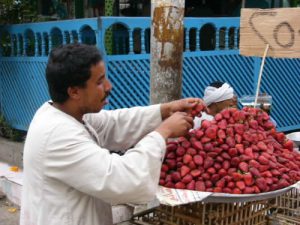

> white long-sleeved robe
[20,102,165,225]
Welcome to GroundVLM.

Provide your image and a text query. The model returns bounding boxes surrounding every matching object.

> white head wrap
[203,83,234,106]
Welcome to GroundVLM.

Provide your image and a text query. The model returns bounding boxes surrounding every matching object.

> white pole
[242,0,246,8]
[254,44,269,108]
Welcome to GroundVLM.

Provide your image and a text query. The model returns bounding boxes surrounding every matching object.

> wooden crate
[132,199,272,225]
[268,188,300,225]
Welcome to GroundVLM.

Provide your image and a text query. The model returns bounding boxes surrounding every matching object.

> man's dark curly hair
[46,43,102,103]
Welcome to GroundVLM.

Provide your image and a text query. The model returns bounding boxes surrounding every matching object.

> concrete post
[150,0,185,104]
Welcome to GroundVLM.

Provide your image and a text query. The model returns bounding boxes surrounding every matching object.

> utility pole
[150,0,185,104]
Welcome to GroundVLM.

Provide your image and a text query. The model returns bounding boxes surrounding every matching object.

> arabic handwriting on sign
[249,11,297,50]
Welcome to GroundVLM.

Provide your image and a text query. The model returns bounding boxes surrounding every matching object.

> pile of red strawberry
[160,107,300,194]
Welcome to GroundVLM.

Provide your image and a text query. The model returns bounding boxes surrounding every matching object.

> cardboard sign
[240,8,300,58]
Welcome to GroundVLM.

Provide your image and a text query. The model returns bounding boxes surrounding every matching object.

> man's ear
[67,86,81,100]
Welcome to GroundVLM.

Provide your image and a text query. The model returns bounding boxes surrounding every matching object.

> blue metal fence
[0,17,299,132]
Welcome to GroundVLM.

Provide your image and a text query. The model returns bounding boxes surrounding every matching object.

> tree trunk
[150,0,185,104]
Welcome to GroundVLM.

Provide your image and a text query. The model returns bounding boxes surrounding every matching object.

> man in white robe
[194,81,237,129]
[20,44,204,225]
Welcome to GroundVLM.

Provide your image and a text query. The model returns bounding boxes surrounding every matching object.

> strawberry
[166,152,176,159]
[243,132,253,142]
[176,146,186,156]
[195,181,206,191]
[218,119,228,129]
[165,182,175,188]
[249,167,261,178]
[190,169,201,178]
[239,155,252,162]
[175,182,186,189]
[257,141,268,151]
[264,121,275,130]
[235,144,244,154]
[159,179,165,186]
[166,159,176,169]
[228,168,237,175]
[258,165,270,172]
[283,140,294,150]
[217,129,226,139]
[205,127,218,139]
[182,141,191,149]
[243,187,255,194]
[201,120,211,129]
[211,174,220,183]
[188,161,197,170]
[213,187,222,193]
[193,155,203,165]
[221,152,231,160]
[228,117,235,124]
[275,132,285,143]
[183,154,193,164]
[235,134,243,144]
[207,152,218,158]
[249,119,258,129]
[216,156,224,163]
[180,165,190,177]
[221,109,230,119]
[243,173,254,186]
[167,143,177,152]
[256,178,267,192]
[220,144,230,150]
[216,178,226,188]
[232,172,243,181]
[214,162,222,170]
[192,141,203,150]
[258,155,269,165]
[234,124,245,135]
[205,180,213,188]
[253,185,261,193]
[236,181,246,190]
[233,188,242,194]
[203,157,214,169]
[222,160,231,170]
[212,147,223,154]
[171,172,181,182]
[182,174,193,184]
[201,137,211,144]
[249,160,260,168]
[176,162,183,168]
[161,164,169,172]
[218,168,227,177]
[201,173,211,180]
[195,130,204,139]
[186,147,197,156]
[215,113,223,121]
[244,147,254,159]
[231,157,240,167]
[228,148,238,157]
[207,167,216,174]
[265,178,273,185]
[226,127,235,137]
[227,181,235,189]
[204,143,213,151]
[186,180,196,190]
[239,162,249,172]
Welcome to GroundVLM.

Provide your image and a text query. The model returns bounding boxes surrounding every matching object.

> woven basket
[132,199,272,225]
[268,188,300,225]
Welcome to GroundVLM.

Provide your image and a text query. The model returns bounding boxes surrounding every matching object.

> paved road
[0,193,19,225]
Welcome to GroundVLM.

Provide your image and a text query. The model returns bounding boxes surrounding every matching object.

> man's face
[79,61,112,113]
[209,95,238,115]
[215,95,238,112]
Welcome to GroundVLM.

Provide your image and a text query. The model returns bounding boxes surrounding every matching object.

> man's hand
[160,98,205,120]
[155,112,194,139]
